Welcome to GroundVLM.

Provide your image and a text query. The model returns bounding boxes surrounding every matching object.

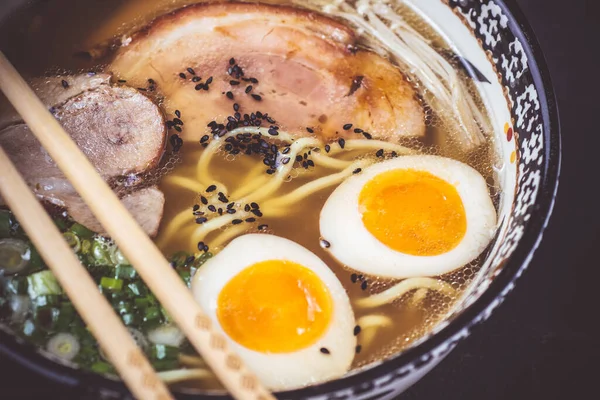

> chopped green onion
[33,294,61,308]
[177,269,191,286]
[62,232,81,252]
[193,252,212,268]
[92,239,112,265]
[152,358,180,371]
[46,332,80,361]
[121,313,140,326]
[27,270,62,298]
[114,265,136,280]
[90,361,115,374]
[80,239,92,255]
[170,251,191,268]
[52,217,68,231]
[100,277,123,292]
[0,238,30,275]
[69,223,94,239]
[127,281,147,297]
[4,277,29,295]
[110,247,129,266]
[0,210,13,238]
[55,302,76,330]
[144,306,161,322]
[149,344,179,361]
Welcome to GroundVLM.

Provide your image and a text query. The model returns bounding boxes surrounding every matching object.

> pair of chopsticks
[0,52,274,400]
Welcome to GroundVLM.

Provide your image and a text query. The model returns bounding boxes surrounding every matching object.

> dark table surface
[0,0,595,398]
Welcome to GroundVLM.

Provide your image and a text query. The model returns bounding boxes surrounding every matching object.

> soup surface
[0,0,500,392]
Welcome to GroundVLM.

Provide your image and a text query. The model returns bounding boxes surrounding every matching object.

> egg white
[319,155,497,279]
[191,234,356,390]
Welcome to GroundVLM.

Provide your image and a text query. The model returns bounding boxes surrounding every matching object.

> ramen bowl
[0,0,560,399]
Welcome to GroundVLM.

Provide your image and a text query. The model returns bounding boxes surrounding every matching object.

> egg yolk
[359,169,467,256]
[217,259,333,353]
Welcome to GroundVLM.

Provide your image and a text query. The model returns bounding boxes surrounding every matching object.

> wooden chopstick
[0,147,173,400]
[0,52,274,400]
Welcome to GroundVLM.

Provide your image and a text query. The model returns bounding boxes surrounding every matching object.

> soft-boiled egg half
[191,234,356,390]
[320,155,497,279]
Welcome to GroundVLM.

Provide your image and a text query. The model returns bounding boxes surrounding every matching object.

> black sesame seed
[302,161,308,169]
[391,151,398,158]
[208,205,216,212]
[249,77,258,84]
[303,153,308,160]
[353,325,361,336]
[355,345,362,354]
[338,138,346,149]
[306,127,314,133]
[268,127,278,136]
[185,256,195,265]
[343,123,353,130]
[245,85,253,93]
[376,149,384,157]
[117,79,127,83]
[200,196,208,205]
[227,202,235,209]
[173,118,184,126]
[320,348,330,355]
[218,208,223,215]
[61,79,69,88]
[192,204,200,211]
[174,125,182,132]
[251,209,263,217]
[229,57,236,65]
[175,110,181,118]
[362,132,373,140]
[197,241,206,251]
[232,219,243,225]
[354,128,363,133]
[137,88,147,92]
[266,169,275,175]
[281,157,291,165]
[325,144,331,153]
[233,103,240,111]
[358,274,364,281]
[226,91,234,99]
[258,224,268,230]
[187,67,196,75]
[282,147,291,154]
[206,77,213,84]
[195,217,208,224]
[195,84,203,91]
[218,192,229,203]
[245,217,256,223]
[251,202,259,209]
[192,76,201,82]
[296,155,303,162]
[307,160,315,167]
[200,135,210,143]
[361,281,368,290]
[251,94,262,101]
[226,209,236,214]
[351,273,358,283]
[244,204,251,212]
[206,184,217,192]
[353,168,362,174]
[320,239,331,249]
[229,80,240,86]
[179,73,186,79]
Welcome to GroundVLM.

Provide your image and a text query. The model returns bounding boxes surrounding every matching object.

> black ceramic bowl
[0,0,560,399]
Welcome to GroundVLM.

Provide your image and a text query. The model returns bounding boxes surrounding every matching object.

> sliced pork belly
[0,73,111,129]
[0,83,167,236]
[66,186,165,237]
[109,1,425,142]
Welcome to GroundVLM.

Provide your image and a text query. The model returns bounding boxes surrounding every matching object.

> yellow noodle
[329,139,416,155]
[240,137,322,204]
[310,152,354,169]
[178,354,206,368]
[196,140,226,191]
[155,208,194,248]
[263,159,373,209]
[161,175,205,193]
[355,277,456,308]
[356,314,393,350]
[158,368,213,384]
[209,224,251,249]
[410,288,429,306]
[189,212,251,248]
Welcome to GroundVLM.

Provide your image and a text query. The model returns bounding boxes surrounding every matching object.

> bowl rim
[0,0,561,398]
